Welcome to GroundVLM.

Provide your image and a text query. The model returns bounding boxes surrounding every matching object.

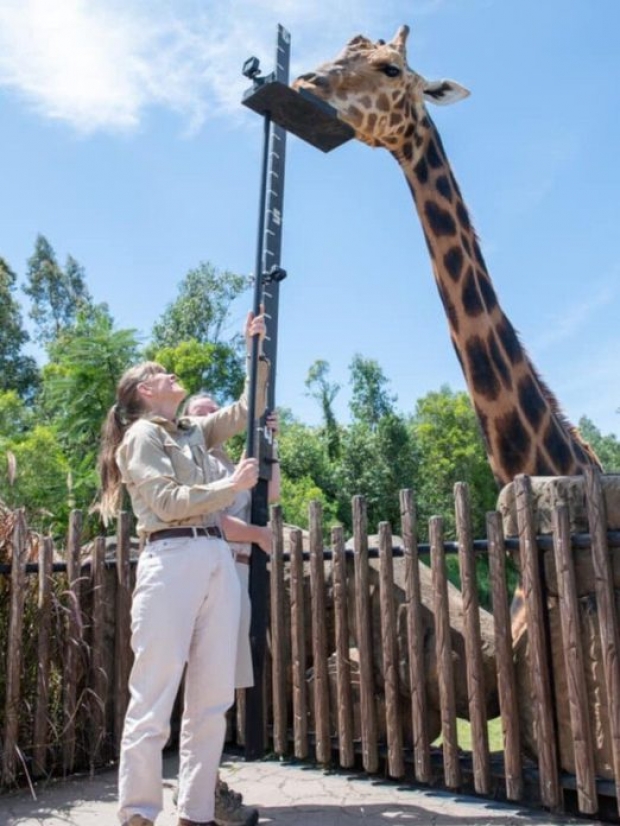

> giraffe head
[294,25,470,151]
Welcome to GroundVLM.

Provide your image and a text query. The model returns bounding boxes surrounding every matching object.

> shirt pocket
[162,437,203,485]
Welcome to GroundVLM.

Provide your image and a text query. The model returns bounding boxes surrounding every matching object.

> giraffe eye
[380,63,401,78]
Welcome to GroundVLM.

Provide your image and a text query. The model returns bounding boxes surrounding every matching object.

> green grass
[433,716,504,753]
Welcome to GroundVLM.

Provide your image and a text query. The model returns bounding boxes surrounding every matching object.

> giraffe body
[294,26,600,485]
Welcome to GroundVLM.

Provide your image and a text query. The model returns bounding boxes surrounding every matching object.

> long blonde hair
[95,361,165,525]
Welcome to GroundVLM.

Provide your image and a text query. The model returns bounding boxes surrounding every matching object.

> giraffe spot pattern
[477,272,498,312]
[466,335,500,400]
[437,282,459,334]
[414,157,429,185]
[474,403,492,452]
[496,316,523,365]
[456,200,470,232]
[377,93,390,112]
[517,374,546,430]
[424,200,457,237]
[451,336,464,368]
[426,140,443,170]
[367,113,377,131]
[461,267,484,316]
[473,237,486,269]
[460,233,472,257]
[534,449,555,476]
[435,174,453,202]
[443,246,463,282]
[488,331,512,390]
[401,141,413,161]
[495,409,530,478]
[544,419,574,473]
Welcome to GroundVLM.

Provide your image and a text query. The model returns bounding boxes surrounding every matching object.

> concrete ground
[0,752,601,826]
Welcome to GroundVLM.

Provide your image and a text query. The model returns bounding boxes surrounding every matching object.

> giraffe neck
[392,114,598,485]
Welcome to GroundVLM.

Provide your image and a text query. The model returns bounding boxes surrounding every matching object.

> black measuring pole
[242,23,290,760]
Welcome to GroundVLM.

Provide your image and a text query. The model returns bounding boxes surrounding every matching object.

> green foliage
[39,310,141,529]
[152,339,244,403]
[0,425,71,533]
[578,415,620,472]
[349,353,397,428]
[0,257,39,400]
[24,235,94,345]
[0,390,32,438]
[148,262,250,352]
[335,414,418,534]
[305,360,341,459]
[410,385,497,539]
[279,474,339,534]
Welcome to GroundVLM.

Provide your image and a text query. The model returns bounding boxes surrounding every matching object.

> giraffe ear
[422,79,470,106]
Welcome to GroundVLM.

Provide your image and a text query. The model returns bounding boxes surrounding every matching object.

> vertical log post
[309,501,330,765]
[584,467,620,812]
[1,510,28,786]
[552,502,597,815]
[454,483,490,794]
[32,535,54,777]
[400,489,431,783]
[270,505,287,756]
[430,515,460,789]
[90,535,108,768]
[514,474,561,810]
[289,527,308,759]
[378,522,404,778]
[353,495,378,773]
[63,509,83,776]
[114,511,133,754]
[332,524,354,768]
[486,511,522,801]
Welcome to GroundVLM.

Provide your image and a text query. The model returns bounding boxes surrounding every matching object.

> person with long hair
[97,312,268,826]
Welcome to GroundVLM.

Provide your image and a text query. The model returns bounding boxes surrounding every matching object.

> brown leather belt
[234,554,251,566]
[147,526,222,543]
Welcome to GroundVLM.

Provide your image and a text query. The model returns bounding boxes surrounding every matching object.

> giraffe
[294,25,601,487]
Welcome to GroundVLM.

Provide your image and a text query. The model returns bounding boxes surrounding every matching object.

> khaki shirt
[116,360,268,538]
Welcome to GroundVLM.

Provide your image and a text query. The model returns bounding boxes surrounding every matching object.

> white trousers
[234,560,254,689]
[118,535,240,824]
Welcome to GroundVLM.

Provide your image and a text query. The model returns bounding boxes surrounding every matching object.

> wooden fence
[2,469,620,819]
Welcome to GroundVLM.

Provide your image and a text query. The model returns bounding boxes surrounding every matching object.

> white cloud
[0,0,448,135]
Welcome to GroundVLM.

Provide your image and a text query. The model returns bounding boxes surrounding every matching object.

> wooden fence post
[514,474,560,810]
[454,483,490,794]
[114,511,133,754]
[353,495,378,773]
[1,510,28,786]
[486,511,522,801]
[309,501,330,765]
[430,515,460,790]
[270,505,287,756]
[289,527,308,759]
[332,524,354,768]
[32,535,54,777]
[90,535,108,768]
[378,521,404,778]
[584,467,620,814]
[400,489,431,784]
[552,502,597,815]
[63,509,83,775]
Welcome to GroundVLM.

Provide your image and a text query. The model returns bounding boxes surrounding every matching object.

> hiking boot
[123,816,153,826]
[214,779,258,826]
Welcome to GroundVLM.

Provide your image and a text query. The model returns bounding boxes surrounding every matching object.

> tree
[578,416,620,472]
[410,385,497,539]
[305,359,341,459]
[40,308,141,514]
[349,354,396,428]
[149,262,250,351]
[152,339,244,404]
[0,257,39,399]
[23,235,93,345]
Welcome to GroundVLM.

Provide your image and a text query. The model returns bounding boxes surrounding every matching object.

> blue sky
[1,0,619,437]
